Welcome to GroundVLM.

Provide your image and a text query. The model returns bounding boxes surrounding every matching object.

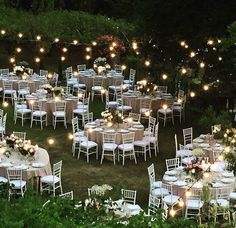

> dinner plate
[94,128,103,131]
[221,178,235,184]
[163,175,177,182]
[32,162,45,168]
[165,170,177,176]
[199,143,210,148]
[193,138,204,143]
[191,182,203,189]
[0,162,13,167]
[211,182,224,188]
[132,125,143,129]
[104,129,116,133]
[222,172,234,178]
[128,128,138,131]
[118,129,129,133]
[14,164,28,170]
[175,180,187,186]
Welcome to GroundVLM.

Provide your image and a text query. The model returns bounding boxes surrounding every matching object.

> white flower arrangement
[42,84,53,90]
[191,148,205,156]
[93,57,110,74]
[14,66,24,72]
[90,184,113,196]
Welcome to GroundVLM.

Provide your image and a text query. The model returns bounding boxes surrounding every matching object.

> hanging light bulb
[39,47,45,53]
[86,47,91,52]
[16,47,22,53]
[203,85,209,91]
[162,74,168,80]
[190,51,196,58]
[18,33,23,38]
[92,41,97,46]
[54,37,59,43]
[62,47,68,53]
[9,57,15,63]
[61,56,66,61]
[35,57,40,63]
[36,35,41,41]
[144,60,150,66]
[1,30,6,35]
[200,62,205,68]
[190,91,195,97]
[85,55,91,60]
[73,40,78,45]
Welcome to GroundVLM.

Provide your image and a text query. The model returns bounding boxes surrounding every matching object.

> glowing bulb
[36,35,41,41]
[18,33,23,38]
[16,47,21,53]
[218,56,222,61]
[110,53,116,58]
[207,39,214,45]
[86,47,91,52]
[107,122,113,127]
[200,62,205,68]
[190,51,196,58]
[184,45,189,49]
[122,84,127,90]
[177,98,182,103]
[162,74,168,80]
[1,30,6,35]
[186,190,191,198]
[132,41,138,50]
[203,85,209,91]
[39,47,45,53]
[2,102,8,107]
[145,60,150,66]
[109,46,114,51]
[179,200,184,207]
[62,47,68,52]
[92,41,97,46]
[181,68,187,74]
[112,42,117,47]
[47,73,53,79]
[203,172,210,178]
[35,57,40,63]
[169,209,176,217]
[225,146,231,153]
[73,71,78,76]
[101,88,106,94]
[145,111,150,116]
[121,65,126,70]
[54,38,59,43]
[180,41,186,46]
[217,39,221,43]
[10,57,15,63]
[190,91,195,97]
[85,55,91,60]
[218,155,224,161]
[163,104,168,110]
[47,138,54,145]
[73,40,78,45]
[61,56,66,61]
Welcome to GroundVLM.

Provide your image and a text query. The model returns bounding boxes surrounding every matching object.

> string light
[144,60,150,66]
[47,138,55,145]
[54,37,59,43]
[186,190,192,197]
[184,44,189,49]
[190,51,196,58]
[61,56,66,61]
[2,101,8,107]
[18,33,23,38]
[207,39,214,45]
[217,39,222,43]
[73,40,78,45]
[112,42,117,47]
[92,41,97,46]
[169,209,176,217]
[36,35,41,41]
[110,53,116,58]
[218,56,222,61]
[179,200,184,207]
[73,71,78,76]
[86,47,91,52]
[35,57,40,63]
[16,47,22,53]
[10,57,15,63]
[162,104,168,110]
[109,46,114,51]
[39,47,45,53]
[181,68,187,74]
[132,41,138,50]
[62,47,68,52]
[68,133,73,140]
[121,65,127,70]
[162,74,168,80]
[203,85,209,91]
[190,91,195,97]
[85,55,91,60]
[200,62,205,68]
[180,41,186,46]
[1,30,6,35]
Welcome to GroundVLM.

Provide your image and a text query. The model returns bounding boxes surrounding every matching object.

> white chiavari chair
[101,133,117,165]
[52,101,67,129]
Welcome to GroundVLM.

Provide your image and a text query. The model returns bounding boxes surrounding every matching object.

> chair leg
[133,150,137,164]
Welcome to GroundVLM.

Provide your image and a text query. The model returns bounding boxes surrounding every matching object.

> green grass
[3,99,206,207]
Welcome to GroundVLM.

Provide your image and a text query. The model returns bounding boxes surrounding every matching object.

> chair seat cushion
[5,89,16,94]
[185,143,193,150]
[151,188,169,197]
[53,111,65,117]
[18,89,30,94]
[176,149,192,157]
[10,180,26,188]
[103,143,118,151]
[123,80,133,84]
[108,101,118,106]
[81,141,97,149]
[210,199,229,207]
[33,111,47,116]
[77,105,88,109]
[230,192,236,200]
[186,199,203,209]
[158,108,172,114]
[92,86,102,91]
[117,105,132,111]
[0,176,8,183]
[134,140,150,147]
[118,143,134,151]
[73,108,87,114]
[73,83,86,88]
[152,181,162,188]
[16,104,27,109]
[145,136,156,143]
[41,175,60,184]
[109,85,121,90]
[17,108,31,113]
[163,195,180,205]
[74,136,87,142]
[140,108,151,114]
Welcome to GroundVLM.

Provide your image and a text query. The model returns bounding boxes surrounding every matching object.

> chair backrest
[186,188,201,200]
[18,81,29,90]
[66,66,73,73]
[88,187,100,196]
[54,101,66,112]
[72,117,79,134]
[2,113,7,131]
[12,131,26,141]
[154,122,159,139]
[174,134,179,156]
[40,70,48,77]
[66,71,73,81]
[53,73,59,86]
[103,132,116,144]
[183,127,193,146]
[77,64,86,72]
[129,69,136,81]
[53,161,62,179]
[147,163,156,189]
[140,99,152,110]
[158,86,168,94]
[129,112,141,123]
[0,109,4,120]
[93,77,103,86]
[121,189,136,205]
[31,100,43,112]
[0,68,9,76]
[215,187,231,200]
[59,191,73,200]
[148,194,160,215]
[114,77,123,86]
[3,80,13,90]
[178,89,185,98]
[122,132,135,144]
[83,112,93,125]
[165,157,179,171]
[7,168,23,182]
[114,64,122,73]
[148,116,156,134]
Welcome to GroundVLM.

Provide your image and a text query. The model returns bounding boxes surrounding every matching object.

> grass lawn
[3,98,207,207]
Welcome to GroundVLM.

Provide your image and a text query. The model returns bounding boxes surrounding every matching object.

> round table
[0,147,52,181]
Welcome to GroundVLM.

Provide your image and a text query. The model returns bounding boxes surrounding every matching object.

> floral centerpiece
[101,108,123,128]
[13,61,32,79]
[223,128,236,147]
[15,139,38,158]
[93,57,111,75]
[184,158,204,180]
[42,84,64,97]
[5,134,18,148]
[136,80,157,95]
